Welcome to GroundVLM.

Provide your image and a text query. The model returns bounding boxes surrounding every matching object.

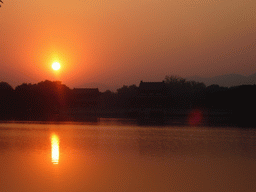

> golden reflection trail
[51,134,59,164]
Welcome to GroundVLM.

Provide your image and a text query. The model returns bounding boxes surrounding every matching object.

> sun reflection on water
[51,134,59,164]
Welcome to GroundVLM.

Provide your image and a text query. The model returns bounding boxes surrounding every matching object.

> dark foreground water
[0,119,255,192]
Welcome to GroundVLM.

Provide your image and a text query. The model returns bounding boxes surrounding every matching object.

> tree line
[0,80,72,120]
[100,75,256,126]
[1,77,256,125]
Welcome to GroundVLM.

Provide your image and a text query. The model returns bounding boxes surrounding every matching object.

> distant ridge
[187,73,256,87]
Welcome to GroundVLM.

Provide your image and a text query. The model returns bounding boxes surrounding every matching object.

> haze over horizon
[1,0,256,90]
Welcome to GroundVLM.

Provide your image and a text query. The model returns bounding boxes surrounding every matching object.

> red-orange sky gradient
[0,0,256,90]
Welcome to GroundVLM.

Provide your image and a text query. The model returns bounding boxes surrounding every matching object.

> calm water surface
[0,119,255,192]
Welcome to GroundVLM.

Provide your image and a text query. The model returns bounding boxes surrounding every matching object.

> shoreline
[0,108,254,128]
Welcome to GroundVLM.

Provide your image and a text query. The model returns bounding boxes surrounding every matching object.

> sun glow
[52,62,61,71]
[51,134,59,164]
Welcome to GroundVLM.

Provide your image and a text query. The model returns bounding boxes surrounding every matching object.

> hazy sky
[1,0,256,89]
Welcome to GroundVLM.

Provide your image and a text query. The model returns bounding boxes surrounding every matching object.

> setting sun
[52,62,61,71]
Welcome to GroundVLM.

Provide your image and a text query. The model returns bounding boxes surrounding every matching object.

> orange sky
[0,0,256,90]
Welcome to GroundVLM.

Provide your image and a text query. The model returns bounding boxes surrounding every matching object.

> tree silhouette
[117,84,138,108]
[14,80,71,120]
[164,76,206,108]
[0,82,16,119]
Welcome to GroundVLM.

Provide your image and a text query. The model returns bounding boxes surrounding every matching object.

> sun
[52,62,61,71]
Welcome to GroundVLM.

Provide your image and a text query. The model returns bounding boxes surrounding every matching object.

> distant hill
[187,73,256,87]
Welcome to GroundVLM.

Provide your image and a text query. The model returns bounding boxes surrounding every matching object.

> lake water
[0,119,255,192]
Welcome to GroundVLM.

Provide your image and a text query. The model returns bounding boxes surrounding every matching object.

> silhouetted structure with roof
[135,81,168,122]
[137,81,168,109]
